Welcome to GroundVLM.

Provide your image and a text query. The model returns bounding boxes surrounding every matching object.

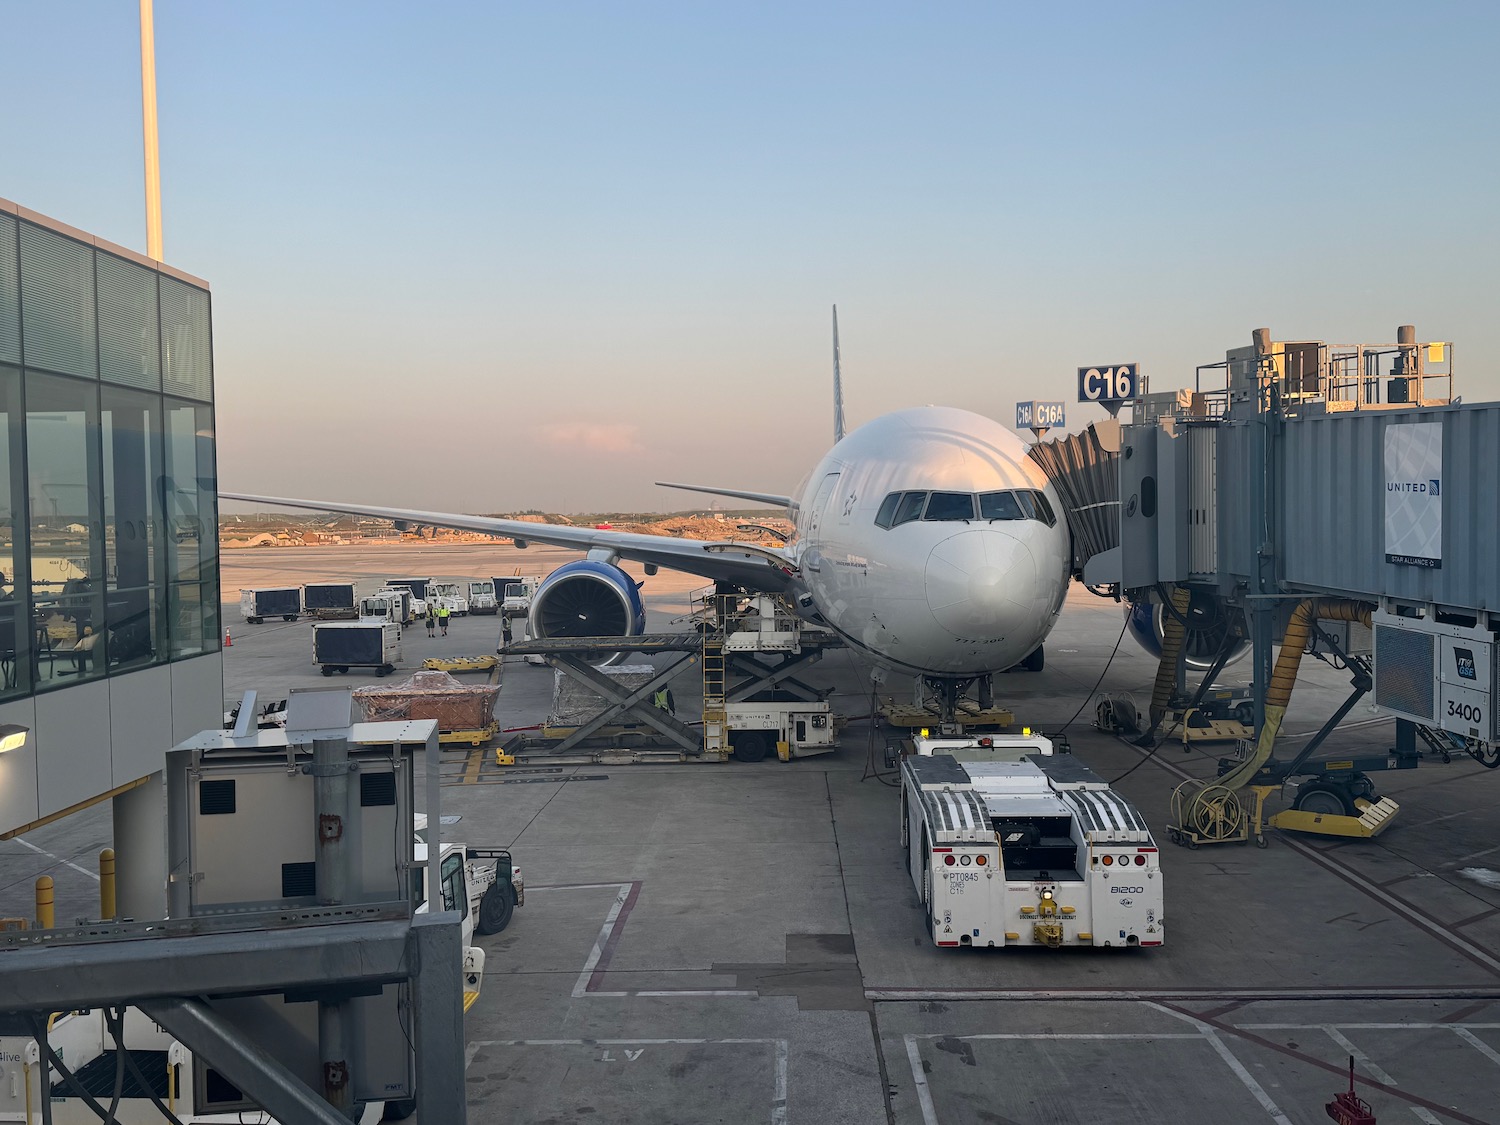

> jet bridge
[1096,325,1499,842]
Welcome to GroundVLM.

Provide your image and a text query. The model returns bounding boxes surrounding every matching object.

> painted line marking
[867,988,1500,1002]
[467,1038,788,1125]
[1321,1025,1440,1125]
[11,838,99,881]
[904,1035,939,1125]
[1146,1004,1293,1125]
[1452,1026,1500,1069]
[463,747,483,784]
[1241,1023,1500,1030]
[528,882,755,999]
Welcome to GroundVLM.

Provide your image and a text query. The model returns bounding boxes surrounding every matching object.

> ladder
[701,593,734,759]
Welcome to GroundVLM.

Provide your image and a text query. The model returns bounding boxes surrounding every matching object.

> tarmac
[4,541,1500,1124]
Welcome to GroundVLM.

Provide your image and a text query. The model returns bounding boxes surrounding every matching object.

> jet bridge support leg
[547,653,705,755]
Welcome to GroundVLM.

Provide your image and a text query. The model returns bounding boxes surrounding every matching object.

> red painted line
[588,880,643,993]
[1442,999,1494,1023]
[1453,905,1500,929]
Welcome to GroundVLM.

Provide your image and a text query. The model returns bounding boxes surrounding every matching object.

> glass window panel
[26,371,105,687]
[98,254,162,391]
[892,492,926,526]
[979,491,1024,521]
[19,224,97,379]
[923,492,975,521]
[1030,490,1057,527]
[0,367,26,697]
[102,386,163,672]
[1014,491,1038,521]
[164,400,219,657]
[0,217,19,365]
[874,492,901,529]
[161,278,212,401]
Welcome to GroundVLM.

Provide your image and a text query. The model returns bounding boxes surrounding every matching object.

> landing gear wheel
[475,882,515,935]
[1021,645,1045,672]
[731,731,770,763]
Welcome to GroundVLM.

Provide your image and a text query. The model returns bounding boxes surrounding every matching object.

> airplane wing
[655,481,797,509]
[219,493,798,591]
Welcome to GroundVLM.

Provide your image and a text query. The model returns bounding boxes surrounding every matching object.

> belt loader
[901,753,1164,949]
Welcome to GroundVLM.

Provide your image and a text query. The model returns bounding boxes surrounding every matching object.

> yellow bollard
[35,875,54,929]
[99,848,117,921]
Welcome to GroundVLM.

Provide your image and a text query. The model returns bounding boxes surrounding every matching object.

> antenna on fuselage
[832,304,846,445]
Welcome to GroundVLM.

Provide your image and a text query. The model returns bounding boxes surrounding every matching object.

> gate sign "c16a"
[1016,401,1066,430]
[1077,364,1138,404]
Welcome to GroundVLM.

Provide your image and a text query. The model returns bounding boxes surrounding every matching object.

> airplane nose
[925,529,1039,641]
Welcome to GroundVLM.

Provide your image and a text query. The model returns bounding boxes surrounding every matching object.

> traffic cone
[224,629,232,647]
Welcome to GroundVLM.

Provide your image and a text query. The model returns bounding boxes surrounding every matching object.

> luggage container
[313,620,402,676]
[303,580,358,620]
[239,586,301,624]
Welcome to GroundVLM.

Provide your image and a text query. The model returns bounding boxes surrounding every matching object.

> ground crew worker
[437,603,451,636]
[425,606,436,637]
[652,686,675,715]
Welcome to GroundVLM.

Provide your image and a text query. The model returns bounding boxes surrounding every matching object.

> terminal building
[0,197,221,915]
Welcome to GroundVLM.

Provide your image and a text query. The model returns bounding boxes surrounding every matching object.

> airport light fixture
[0,724,30,754]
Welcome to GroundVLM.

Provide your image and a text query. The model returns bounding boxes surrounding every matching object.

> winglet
[655,482,794,509]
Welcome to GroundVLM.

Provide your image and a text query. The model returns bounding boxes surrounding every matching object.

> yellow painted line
[463,747,483,785]
[463,989,480,1013]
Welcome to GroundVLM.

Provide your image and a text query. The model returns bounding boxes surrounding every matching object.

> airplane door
[808,472,840,536]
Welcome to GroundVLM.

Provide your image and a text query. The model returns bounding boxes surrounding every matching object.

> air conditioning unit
[1372,612,1496,742]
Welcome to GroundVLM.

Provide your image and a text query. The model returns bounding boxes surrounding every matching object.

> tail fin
[832,304,846,444]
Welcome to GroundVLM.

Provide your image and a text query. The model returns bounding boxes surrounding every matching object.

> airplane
[221,405,1072,718]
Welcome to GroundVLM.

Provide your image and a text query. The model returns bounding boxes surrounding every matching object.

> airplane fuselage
[785,406,1071,679]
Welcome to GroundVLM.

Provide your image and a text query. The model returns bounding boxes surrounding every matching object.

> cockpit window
[923,492,975,521]
[1029,489,1057,527]
[892,492,927,526]
[978,491,1024,521]
[876,488,1056,529]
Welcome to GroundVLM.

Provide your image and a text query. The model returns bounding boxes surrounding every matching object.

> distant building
[0,197,222,914]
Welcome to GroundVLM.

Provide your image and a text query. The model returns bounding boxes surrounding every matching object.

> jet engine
[1126,589,1247,670]
[528,560,646,666]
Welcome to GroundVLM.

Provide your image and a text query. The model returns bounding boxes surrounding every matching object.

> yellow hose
[1217,599,1372,792]
[1149,586,1193,725]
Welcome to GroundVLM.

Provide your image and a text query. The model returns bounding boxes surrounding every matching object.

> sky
[3,1,1497,513]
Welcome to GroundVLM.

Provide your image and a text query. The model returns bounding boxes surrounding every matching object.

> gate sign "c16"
[1077,364,1138,404]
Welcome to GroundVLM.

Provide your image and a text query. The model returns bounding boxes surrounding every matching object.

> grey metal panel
[1215,420,1259,585]
[1156,428,1188,583]
[1119,425,1158,590]
[1187,425,1218,579]
[1281,404,1500,612]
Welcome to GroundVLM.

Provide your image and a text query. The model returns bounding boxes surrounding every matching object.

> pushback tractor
[901,753,1164,949]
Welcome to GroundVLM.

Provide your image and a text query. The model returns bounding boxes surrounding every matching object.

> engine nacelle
[1125,591,1248,670]
[528,560,646,666]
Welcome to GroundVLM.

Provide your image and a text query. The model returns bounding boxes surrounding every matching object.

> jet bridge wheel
[1292,781,1358,818]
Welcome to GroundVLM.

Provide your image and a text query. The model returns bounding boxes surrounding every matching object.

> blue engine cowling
[528,560,646,666]
[1125,592,1248,670]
